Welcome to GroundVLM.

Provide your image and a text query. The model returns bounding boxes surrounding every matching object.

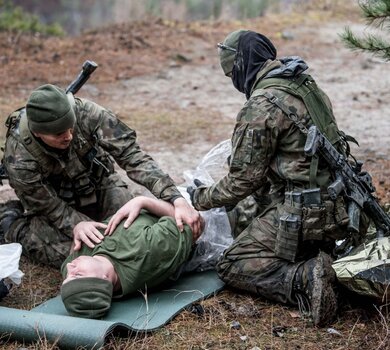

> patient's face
[63,256,105,284]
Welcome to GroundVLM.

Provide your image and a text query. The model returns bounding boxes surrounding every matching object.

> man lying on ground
[60,196,205,319]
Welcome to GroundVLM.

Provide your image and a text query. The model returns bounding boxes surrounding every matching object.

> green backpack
[253,73,342,146]
[252,73,358,188]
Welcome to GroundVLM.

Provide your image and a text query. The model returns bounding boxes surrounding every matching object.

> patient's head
[61,256,113,318]
[63,255,109,283]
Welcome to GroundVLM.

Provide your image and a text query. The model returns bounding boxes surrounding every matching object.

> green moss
[0,0,65,36]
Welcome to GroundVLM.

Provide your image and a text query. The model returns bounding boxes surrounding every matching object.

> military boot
[293,251,338,327]
[0,200,24,244]
[0,279,10,301]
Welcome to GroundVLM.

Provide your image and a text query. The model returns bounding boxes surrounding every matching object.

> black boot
[0,279,10,301]
[0,200,24,244]
[293,251,338,327]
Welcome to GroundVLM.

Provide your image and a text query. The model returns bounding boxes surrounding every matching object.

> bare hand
[105,197,143,235]
[73,221,107,251]
[173,197,203,241]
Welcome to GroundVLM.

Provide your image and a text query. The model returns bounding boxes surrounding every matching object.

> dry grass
[116,106,233,152]
[2,278,390,349]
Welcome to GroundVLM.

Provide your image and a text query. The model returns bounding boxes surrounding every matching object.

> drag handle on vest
[65,60,98,95]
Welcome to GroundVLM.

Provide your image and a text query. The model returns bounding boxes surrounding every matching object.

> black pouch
[59,180,74,201]
[74,176,97,207]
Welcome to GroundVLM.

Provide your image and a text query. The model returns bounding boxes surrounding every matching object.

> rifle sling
[252,90,321,188]
[19,111,53,172]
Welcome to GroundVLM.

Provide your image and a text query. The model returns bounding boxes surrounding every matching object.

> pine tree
[341,0,390,61]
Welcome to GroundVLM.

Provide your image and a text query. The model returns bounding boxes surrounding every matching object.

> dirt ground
[1,2,390,349]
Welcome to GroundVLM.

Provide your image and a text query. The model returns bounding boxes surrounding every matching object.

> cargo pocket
[230,124,253,169]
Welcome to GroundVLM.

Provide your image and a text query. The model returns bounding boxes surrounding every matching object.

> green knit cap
[61,277,113,319]
[219,29,248,76]
[26,84,76,134]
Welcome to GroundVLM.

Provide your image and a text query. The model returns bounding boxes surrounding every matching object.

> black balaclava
[232,31,277,99]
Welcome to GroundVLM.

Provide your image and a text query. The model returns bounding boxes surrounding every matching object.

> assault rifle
[0,60,98,184]
[304,125,390,238]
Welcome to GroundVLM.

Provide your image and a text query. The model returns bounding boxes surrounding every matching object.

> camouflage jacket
[193,59,335,210]
[3,97,181,230]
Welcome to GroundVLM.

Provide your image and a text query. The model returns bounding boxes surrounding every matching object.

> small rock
[230,320,241,330]
[327,328,342,336]
[272,325,286,337]
[281,30,295,40]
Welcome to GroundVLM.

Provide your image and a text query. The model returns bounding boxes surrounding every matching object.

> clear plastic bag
[182,207,232,272]
[182,139,231,187]
[178,139,233,272]
[0,243,24,284]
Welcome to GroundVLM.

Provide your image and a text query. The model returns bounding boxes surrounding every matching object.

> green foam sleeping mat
[0,270,224,349]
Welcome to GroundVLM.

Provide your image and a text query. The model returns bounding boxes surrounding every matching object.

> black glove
[187,179,205,204]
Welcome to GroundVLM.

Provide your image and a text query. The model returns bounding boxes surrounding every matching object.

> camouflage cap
[61,277,113,319]
[26,84,76,134]
[219,29,248,76]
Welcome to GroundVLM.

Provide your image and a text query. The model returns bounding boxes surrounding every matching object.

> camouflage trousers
[217,202,333,305]
[5,185,133,269]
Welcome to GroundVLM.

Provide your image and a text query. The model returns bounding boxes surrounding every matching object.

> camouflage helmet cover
[219,29,248,76]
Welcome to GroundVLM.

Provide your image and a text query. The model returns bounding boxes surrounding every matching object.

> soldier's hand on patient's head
[73,221,107,251]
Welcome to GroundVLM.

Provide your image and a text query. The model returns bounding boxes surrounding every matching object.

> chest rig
[6,99,114,207]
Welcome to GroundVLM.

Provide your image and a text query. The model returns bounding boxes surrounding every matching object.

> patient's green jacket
[61,211,193,297]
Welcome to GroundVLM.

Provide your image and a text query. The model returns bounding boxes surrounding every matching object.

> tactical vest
[5,98,114,207]
[253,73,341,145]
[251,74,352,261]
[252,73,347,188]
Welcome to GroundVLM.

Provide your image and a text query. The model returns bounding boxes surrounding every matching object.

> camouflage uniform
[3,97,182,268]
[192,60,352,305]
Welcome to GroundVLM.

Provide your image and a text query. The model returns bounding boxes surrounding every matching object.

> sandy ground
[95,20,390,201]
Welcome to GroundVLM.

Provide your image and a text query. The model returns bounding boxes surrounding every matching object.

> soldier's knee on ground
[4,215,71,268]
